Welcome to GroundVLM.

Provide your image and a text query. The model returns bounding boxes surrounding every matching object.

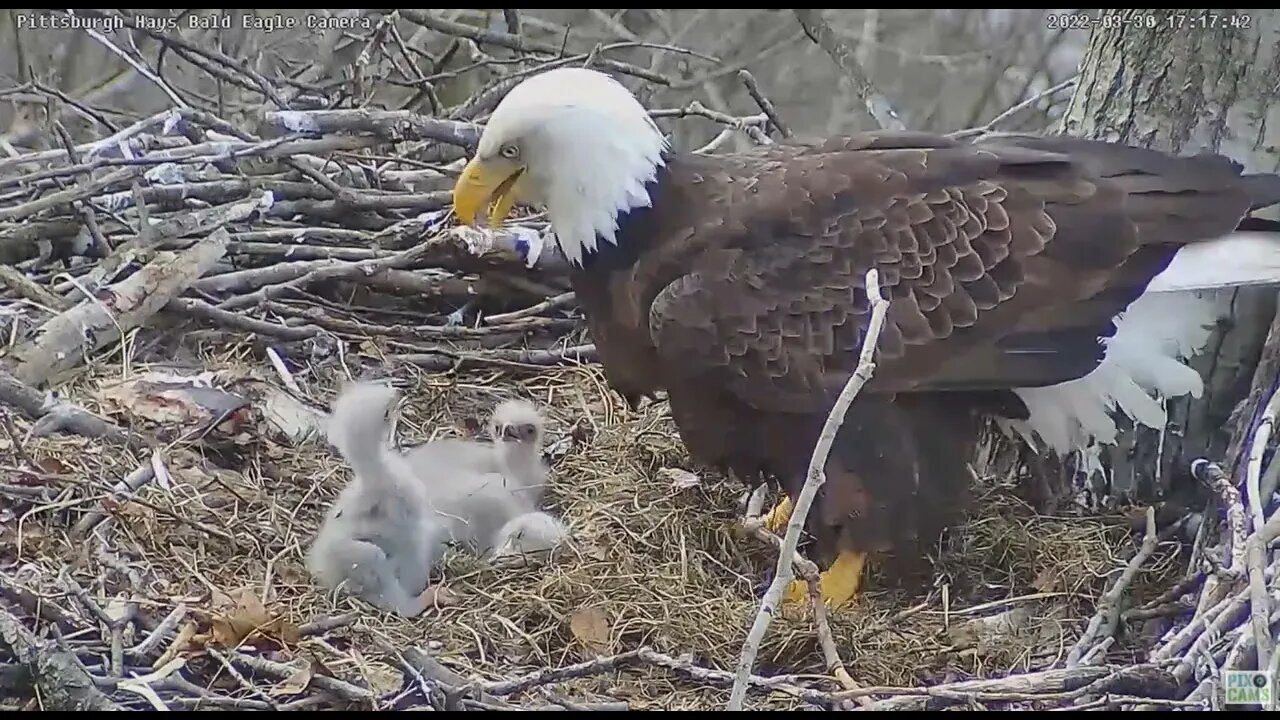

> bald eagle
[451,67,1280,611]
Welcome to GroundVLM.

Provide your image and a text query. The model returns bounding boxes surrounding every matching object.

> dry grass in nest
[0,353,1184,710]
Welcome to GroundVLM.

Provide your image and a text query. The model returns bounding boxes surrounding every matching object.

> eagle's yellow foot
[781,551,867,611]
[761,496,793,534]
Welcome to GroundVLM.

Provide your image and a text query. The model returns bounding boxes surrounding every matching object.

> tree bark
[1056,9,1280,503]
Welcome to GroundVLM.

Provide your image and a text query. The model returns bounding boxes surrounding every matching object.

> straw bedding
[0,343,1183,710]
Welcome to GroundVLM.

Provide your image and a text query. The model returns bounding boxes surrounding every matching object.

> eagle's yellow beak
[452,156,526,227]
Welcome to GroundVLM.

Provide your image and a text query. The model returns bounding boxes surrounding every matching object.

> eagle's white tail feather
[1146,232,1280,293]
[1010,288,1230,459]
[1007,229,1280,462]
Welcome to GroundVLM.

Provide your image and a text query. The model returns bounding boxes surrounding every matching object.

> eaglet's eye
[500,144,520,160]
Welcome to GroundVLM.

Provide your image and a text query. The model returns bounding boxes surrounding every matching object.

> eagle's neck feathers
[538,110,669,268]
[569,155,677,273]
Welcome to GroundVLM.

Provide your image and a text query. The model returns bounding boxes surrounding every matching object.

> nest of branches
[0,8,1276,713]
[0,354,1189,711]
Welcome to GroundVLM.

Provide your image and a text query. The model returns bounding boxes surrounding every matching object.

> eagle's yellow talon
[761,496,794,534]
[781,576,810,606]
[780,551,867,612]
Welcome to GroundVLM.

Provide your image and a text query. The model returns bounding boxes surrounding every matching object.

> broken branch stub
[6,228,230,387]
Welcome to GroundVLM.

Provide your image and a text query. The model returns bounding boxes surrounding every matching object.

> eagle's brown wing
[647,132,1280,413]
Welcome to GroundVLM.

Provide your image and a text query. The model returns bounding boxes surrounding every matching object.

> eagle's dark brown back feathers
[617,131,1280,416]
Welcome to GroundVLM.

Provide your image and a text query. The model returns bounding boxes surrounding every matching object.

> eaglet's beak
[452,156,527,227]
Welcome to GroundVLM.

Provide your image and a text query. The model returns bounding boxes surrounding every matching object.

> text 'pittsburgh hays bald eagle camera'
[451,67,1280,611]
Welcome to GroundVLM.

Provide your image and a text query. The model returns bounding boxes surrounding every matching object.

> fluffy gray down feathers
[307,382,567,616]
[402,397,566,556]
[306,382,443,617]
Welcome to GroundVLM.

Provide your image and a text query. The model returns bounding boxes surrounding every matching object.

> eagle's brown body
[566,130,1280,586]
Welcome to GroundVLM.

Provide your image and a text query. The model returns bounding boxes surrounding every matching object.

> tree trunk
[1055,9,1280,505]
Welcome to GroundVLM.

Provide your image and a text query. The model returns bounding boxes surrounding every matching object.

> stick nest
[0,352,1185,710]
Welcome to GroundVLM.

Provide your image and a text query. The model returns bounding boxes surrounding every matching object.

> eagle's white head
[451,67,669,267]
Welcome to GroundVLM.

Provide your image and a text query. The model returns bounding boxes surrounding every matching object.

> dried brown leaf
[207,588,300,649]
[361,661,404,696]
[116,501,151,522]
[421,585,461,608]
[569,606,611,654]
[270,663,313,696]
[33,457,69,475]
[1031,567,1060,594]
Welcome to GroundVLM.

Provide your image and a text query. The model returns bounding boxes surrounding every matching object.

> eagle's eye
[500,144,520,160]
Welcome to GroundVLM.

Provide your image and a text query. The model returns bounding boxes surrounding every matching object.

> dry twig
[0,605,124,711]
[728,268,891,710]
[1067,506,1159,667]
[1245,513,1280,672]
[793,9,905,131]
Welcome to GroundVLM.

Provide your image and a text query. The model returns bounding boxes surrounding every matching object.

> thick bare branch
[0,605,124,711]
[7,229,229,386]
[793,9,905,131]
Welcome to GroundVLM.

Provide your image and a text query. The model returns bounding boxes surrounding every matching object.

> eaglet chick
[307,381,447,618]
[489,510,570,563]
[404,398,568,558]
[405,398,550,507]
